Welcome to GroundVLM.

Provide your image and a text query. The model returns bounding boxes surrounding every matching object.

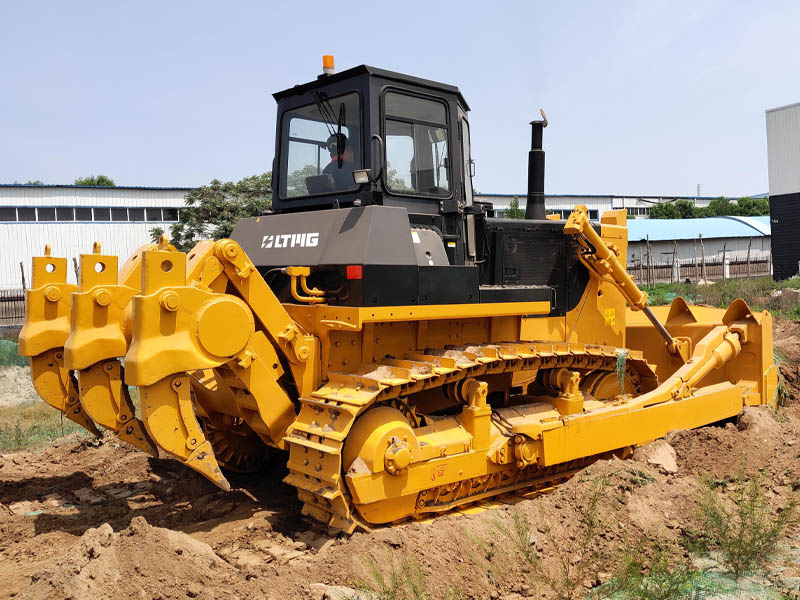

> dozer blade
[77,360,158,456]
[140,374,230,491]
[29,349,101,437]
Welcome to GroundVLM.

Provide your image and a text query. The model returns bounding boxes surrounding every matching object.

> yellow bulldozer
[18,57,778,533]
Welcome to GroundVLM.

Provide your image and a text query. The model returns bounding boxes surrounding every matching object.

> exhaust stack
[525,109,548,220]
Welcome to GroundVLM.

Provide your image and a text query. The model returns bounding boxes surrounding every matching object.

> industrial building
[626,216,771,281]
[766,102,800,279]
[0,184,189,288]
[475,193,730,220]
[626,216,771,263]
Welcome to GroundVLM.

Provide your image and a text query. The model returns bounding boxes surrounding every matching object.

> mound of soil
[22,516,258,600]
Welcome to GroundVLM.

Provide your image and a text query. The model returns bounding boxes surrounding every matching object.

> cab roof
[273,64,470,111]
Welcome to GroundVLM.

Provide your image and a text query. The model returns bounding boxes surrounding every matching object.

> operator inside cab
[323,133,355,188]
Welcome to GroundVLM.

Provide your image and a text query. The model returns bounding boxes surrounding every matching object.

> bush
[697,469,797,578]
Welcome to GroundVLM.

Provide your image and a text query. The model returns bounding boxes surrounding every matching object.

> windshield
[279,92,362,199]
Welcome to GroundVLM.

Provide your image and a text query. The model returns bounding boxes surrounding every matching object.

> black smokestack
[525,109,548,220]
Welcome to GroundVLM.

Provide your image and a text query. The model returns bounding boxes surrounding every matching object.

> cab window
[384,92,450,196]
[280,92,361,199]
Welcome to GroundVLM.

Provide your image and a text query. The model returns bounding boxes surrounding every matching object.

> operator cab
[273,62,473,218]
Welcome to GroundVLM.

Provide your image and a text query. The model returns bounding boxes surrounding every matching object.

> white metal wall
[2,223,176,288]
[0,186,191,288]
[766,102,800,196]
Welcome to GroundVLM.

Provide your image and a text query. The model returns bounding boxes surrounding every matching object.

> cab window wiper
[312,91,338,138]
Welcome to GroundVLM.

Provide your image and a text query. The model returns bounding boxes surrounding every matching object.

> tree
[151,172,271,252]
[505,195,525,219]
[705,196,738,217]
[735,196,770,216]
[647,196,768,219]
[74,174,115,187]
[674,198,696,219]
[649,202,680,219]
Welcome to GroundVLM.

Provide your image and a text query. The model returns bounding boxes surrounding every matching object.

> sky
[1,1,799,197]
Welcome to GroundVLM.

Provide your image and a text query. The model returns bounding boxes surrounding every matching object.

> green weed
[486,475,613,600]
[697,468,798,578]
[352,554,463,600]
[625,468,656,487]
[602,540,695,600]
[0,401,88,451]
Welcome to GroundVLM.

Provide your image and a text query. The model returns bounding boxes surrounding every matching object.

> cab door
[459,109,477,261]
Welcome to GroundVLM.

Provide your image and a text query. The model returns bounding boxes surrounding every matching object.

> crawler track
[283,341,657,533]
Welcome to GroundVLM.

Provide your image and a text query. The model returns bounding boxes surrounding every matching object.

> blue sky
[1,1,798,196]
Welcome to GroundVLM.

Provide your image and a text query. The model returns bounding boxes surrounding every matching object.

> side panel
[231,205,418,268]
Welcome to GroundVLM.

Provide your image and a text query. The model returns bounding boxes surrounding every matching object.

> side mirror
[370,134,385,183]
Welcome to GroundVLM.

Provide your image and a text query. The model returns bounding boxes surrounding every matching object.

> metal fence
[0,288,25,324]
[628,256,772,286]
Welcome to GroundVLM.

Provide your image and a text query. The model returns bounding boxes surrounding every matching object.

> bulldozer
[18,57,778,533]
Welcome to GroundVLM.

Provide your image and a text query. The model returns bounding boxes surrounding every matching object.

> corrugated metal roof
[627,216,771,242]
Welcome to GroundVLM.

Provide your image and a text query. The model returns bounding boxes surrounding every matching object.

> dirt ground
[2,321,800,599]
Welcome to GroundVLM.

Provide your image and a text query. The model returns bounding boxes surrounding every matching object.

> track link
[283,341,656,533]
